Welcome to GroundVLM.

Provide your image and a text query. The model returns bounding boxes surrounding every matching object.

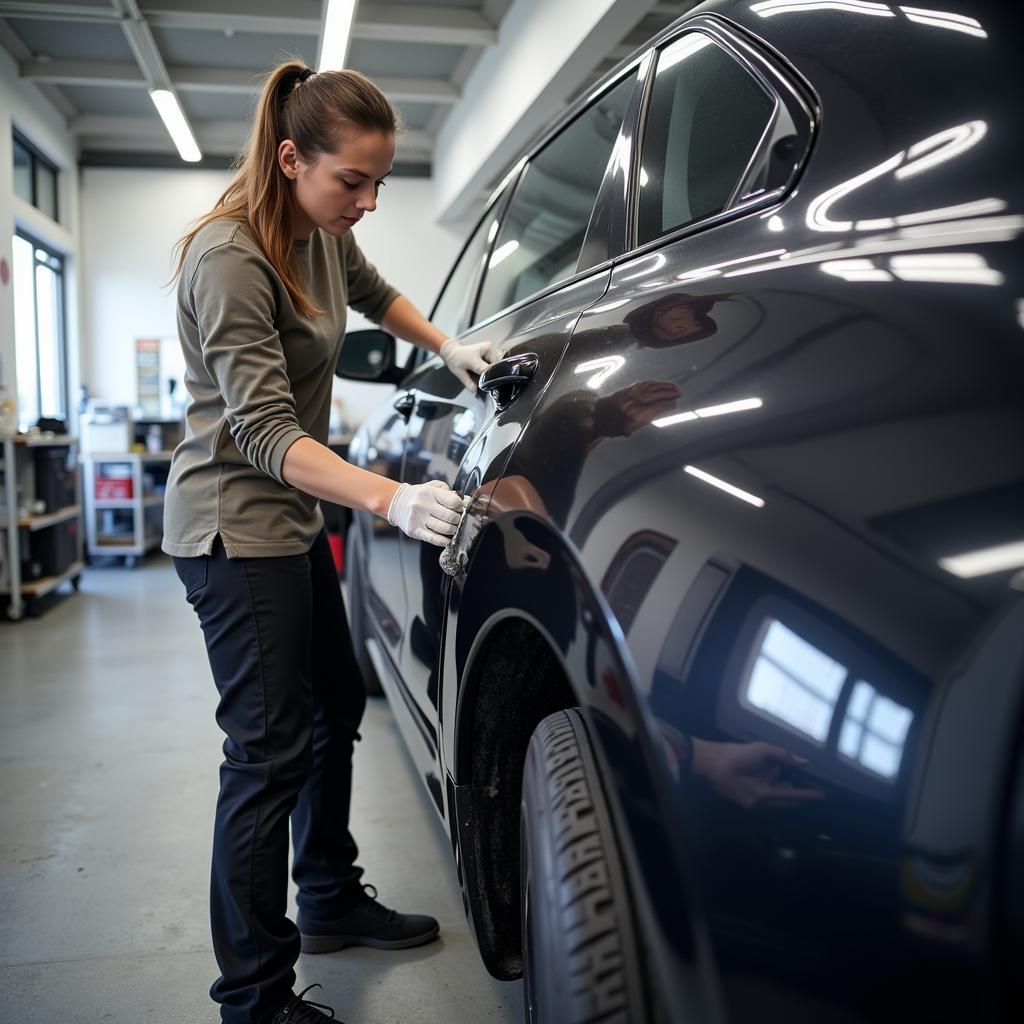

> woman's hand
[387,480,467,546]
[439,338,502,392]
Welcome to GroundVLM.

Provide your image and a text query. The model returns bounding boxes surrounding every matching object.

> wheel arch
[443,512,672,981]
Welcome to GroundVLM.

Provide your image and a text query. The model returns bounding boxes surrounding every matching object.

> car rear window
[638,32,776,244]
[474,70,637,323]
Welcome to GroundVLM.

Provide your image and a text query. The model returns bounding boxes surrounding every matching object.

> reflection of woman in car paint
[483,291,725,532]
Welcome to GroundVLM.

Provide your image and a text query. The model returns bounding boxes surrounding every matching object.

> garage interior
[0,2,699,1021]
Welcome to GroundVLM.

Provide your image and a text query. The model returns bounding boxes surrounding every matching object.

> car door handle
[392,390,416,421]
[479,353,539,412]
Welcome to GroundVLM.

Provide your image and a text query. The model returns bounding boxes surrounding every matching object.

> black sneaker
[298,883,440,954]
[271,983,339,1023]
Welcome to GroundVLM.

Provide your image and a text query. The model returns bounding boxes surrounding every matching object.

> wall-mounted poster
[136,337,161,417]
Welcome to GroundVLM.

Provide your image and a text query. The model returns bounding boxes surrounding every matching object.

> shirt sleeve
[188,241,308,485]
[343,233,401,323]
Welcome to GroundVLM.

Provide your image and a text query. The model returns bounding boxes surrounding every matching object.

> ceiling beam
[352,4,497,45]
[72,114,433,157]
[0,16,79,123]
[0,2,115,23]
[142,0,322,35]
[20,59,460,103]
[0,0,498,44]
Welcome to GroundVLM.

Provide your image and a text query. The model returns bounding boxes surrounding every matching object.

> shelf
[12,434,78,448]
[85,450,174,462]
[92,495,163,509]
[17,504,81,532]
[0,560,84,598]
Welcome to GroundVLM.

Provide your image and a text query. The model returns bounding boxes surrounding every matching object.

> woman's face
[280,128,395,240]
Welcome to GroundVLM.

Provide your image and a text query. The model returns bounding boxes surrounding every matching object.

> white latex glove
[387,479,466,547]
[439,338,501,392]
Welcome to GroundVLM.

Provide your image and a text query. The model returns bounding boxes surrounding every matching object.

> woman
[164,61,498,1024]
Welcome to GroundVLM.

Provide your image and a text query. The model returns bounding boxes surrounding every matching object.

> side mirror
[335,329,405,384]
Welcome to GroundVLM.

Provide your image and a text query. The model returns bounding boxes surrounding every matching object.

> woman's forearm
[281,436,399,518]
[381,294,447,353]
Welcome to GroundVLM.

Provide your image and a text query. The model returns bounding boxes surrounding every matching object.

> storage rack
[1,434,85,620]
[82,450,172,566]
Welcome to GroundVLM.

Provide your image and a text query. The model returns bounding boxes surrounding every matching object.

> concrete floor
[0,556,524,1023]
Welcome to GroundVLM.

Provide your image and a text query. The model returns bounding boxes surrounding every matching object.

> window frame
[13,229,69,429]
[624,15,816,259]
[463,58,648,333]
[12,129,60,223]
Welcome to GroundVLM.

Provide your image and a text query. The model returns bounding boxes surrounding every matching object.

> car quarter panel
[443,3,1024,1020]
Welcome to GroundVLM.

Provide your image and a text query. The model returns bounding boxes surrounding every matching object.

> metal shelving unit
[1,434,85,620]
[82,451,172,567]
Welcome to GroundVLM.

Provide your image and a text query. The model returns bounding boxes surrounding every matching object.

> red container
[95,476,133,499]
[327,532,345,574]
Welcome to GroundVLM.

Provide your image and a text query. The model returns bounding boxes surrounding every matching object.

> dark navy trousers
[174,531,368,1024]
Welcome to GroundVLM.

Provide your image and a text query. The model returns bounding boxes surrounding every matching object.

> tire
[520,709,647,1024]
[345,523,383,697]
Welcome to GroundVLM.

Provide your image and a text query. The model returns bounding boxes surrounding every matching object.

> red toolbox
[95,476,133,499]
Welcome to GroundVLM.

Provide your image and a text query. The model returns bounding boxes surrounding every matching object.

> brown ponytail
[172,60,399,318]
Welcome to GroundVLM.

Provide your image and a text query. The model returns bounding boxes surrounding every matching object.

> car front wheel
[519,709,647,1023]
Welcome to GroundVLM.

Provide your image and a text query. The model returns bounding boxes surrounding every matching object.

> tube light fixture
[149,89,201,163]
[684,465,765,507]
[319,0,358,72]
[654,397,762,428]
[939,540,1024,578]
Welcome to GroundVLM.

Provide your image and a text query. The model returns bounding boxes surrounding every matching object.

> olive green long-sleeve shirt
[161,219,399,558]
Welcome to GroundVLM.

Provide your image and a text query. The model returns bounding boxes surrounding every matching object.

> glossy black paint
[345,2,1024,1020]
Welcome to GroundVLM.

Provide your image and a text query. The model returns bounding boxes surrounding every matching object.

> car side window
[430,197,505,338]
[474,70,637,324]
[638,33,777,245]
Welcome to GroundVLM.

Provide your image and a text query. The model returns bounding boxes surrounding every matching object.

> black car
[336,2,1024,1020]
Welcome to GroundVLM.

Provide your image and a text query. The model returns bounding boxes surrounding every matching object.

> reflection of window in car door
[473,70,638,324]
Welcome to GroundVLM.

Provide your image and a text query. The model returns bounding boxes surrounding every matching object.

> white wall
[0,45,80,427]
[80,169,466,427]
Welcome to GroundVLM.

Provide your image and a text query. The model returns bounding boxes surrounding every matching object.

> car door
[352,181,515,689]
[392,62,647,748]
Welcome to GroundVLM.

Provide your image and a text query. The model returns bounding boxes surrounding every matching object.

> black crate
[34,448,77,512]
[32,519,78,577]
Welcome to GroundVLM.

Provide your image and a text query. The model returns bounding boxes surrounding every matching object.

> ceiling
[0,1,692,179]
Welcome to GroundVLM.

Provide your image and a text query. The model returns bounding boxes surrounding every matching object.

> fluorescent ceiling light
[895,120,987,181]
[657,32,713,73]
[684,465,765,507]
[899,6,987,37]
[574,355,625,389]
[752,0,894,17]
[822,258,895,282]
[319,0,357,71]
[149,89,201,163]
[889,252,1004,285]
[489,239,519,268]
[654,397,762,428]
[939,540,1024,578]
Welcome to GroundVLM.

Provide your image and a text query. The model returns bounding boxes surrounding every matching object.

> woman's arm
[380,294,446,353]
[380,294,500,391]
[282,436,397,516]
